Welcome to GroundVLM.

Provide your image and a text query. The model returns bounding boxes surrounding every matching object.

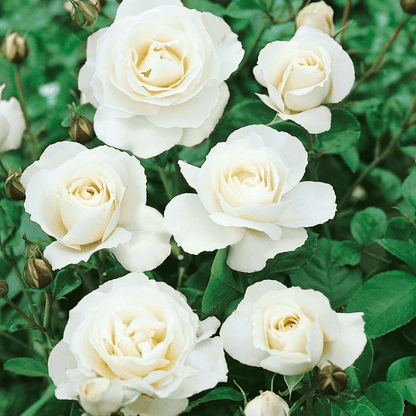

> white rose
[296,1,335,36]
[21,142,171,271]
[220,280,366,376]
[48,273,228,416]
[244,391,290,416]
[164,125,336,273]
[0,84,25,153]
[253,26,354,134]
[79,0,244,159]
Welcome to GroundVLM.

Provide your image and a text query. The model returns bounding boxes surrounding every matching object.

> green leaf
[366,105,388,138]
[290,238,362,309]
[351,207,387,246]
[331,241,362,267]
[201,249,243,317]
[284,374,303,397]
[219,99,275,138]
[358,382,404,416]
[387,357,416,405]
[248,230,318,283]
[179,287,203,308]
[368,167,402,204]
[377,217,416,267]
[4,358,49,378]
[401,318,416,345]
[70,401,84,416]
[340,146,360,173]
[183,388,243,413]
[402,169,416,210]
[314,109,361,155]
[331,401,377,415]
[52,269,82,301]
[225,0,265,18]
[347,271,416,339]
[346,338,374,390]
[184,0,227,16]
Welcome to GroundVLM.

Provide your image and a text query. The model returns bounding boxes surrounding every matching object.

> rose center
[65,176,111,208]
[109,312,167,359]
[132,40,184,88]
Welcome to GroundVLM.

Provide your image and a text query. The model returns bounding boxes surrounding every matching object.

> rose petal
[179,82,229,147]
[0,97,25,152]
[274,181,336,228]
[94,107,182,159]
[169,337,227,399]
[164,194,245,254]
[122,396,188,416]
[318,312,366,369]
[226,227,308,273]
[44,227,132,270]
[111,206,171,272]
[115,0,183,21]
[277,105,331,134]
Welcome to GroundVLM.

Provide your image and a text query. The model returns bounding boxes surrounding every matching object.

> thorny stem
[338,92,416,210]
[341,13,410,103]
[13,66,39,160]
[340,0,352,46]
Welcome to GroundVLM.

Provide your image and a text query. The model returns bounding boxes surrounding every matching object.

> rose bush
[164,125,336,273]
[220,280,366,376]
[296,1,335,36]
[0,84,25,153]
[21,142,171,271]
[253,26,354,134]
[244,391,290,416]
[79,0,244,158]
[48,273,228,416]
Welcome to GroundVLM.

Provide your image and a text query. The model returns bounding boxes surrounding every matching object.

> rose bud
[400,0,416,14]
[296,1,335,36]
[69,0,99,27]
[92,0,107,11]
[24,257,54,289]
[68,105,94,144]
[1,32,29,65]
[317,365,348,394]
[244,391,290,416]
[4,170,25,201]
[0,279,9,298]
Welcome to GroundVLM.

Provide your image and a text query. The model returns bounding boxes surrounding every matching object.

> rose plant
[0,84,25,153]
[79,0,244,158]
[21,142,171,271]
[220,280,366,376]
[48,273,228,416]
[253,26,354,133]
[164,124,336,272]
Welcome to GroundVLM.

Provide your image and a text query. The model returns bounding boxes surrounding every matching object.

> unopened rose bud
[317,365,348,394]
[0,279,9,298]
[1,32,29,65]
[244,391,290,416]
[4,170,25,201]
[70,0,99,27]
[91,0,107,11]
[296,1,335,36]
[68,105,94,144]
[400,0,416,14]
[24,257,53,289]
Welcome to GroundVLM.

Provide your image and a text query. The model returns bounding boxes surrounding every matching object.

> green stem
[13,66,39,160]
[285,0,295,21]
[158,166,175,200]
[342,13,409,102]
[340,0,352,46]
[0,160,9,177]
[3,296,44,331]
[362,248,390,264]
[338,92,416,209]
[0,330,44,358]
[43,288,54,344]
